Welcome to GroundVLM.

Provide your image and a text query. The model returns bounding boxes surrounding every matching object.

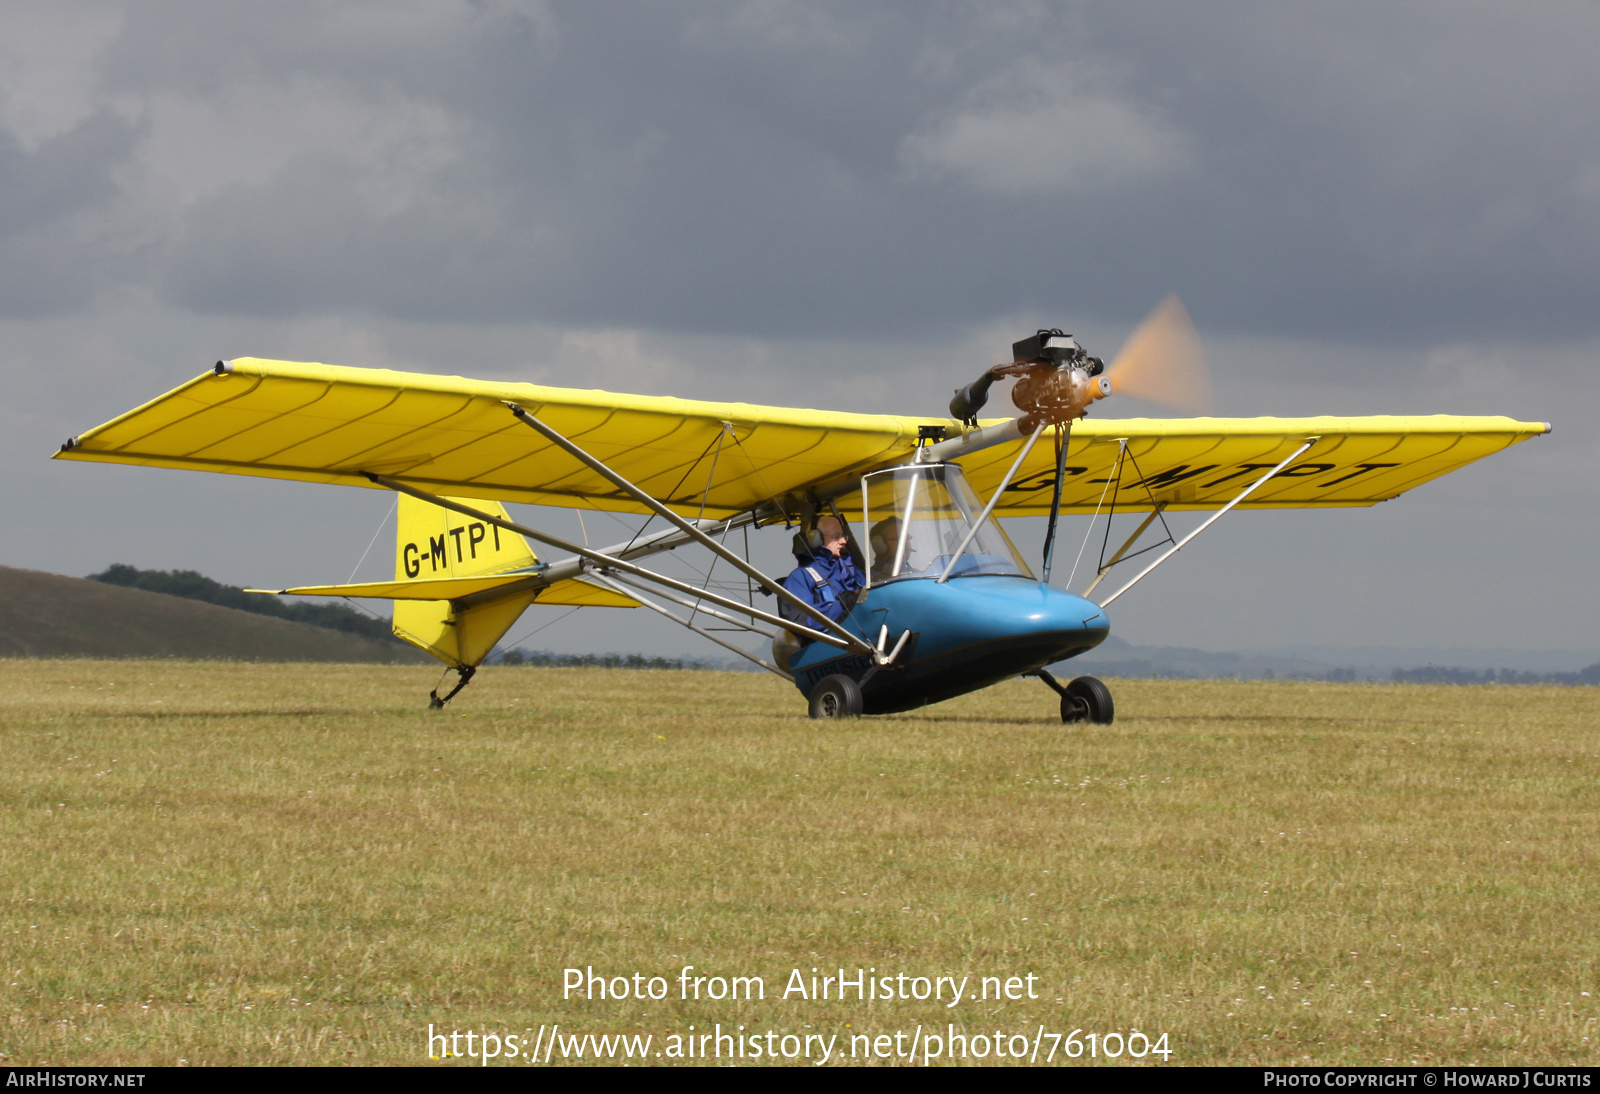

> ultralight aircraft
[53,299,1549,720]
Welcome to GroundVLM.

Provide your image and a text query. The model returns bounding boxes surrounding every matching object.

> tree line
[1391,664,1600,686]
[89,564,398,644]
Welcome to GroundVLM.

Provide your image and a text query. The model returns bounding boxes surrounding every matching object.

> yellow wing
[54,357,1548,516]
[53,357,929,518]
[965,415,1551,515]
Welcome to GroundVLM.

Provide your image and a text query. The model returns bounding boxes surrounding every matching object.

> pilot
[868,516,921,581]
[868,517,900,582]
[780,514,862,628]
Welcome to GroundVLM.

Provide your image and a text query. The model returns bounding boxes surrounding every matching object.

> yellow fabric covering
[56,357,1549,516]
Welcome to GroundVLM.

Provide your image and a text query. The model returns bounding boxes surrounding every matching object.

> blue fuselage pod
[788,576,1110,714]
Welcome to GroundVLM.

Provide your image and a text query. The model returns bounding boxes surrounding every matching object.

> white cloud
[899,59,1189,196]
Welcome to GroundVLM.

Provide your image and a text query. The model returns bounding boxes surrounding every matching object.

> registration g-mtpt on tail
[54,298,1548,720]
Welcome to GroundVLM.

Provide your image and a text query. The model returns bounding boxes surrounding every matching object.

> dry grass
[1,661,1596,1066]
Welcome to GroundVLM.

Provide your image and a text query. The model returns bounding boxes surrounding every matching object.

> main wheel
[1060,675,1114,725]
[808,674,864,720]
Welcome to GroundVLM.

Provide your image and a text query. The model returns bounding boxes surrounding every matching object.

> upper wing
[965,416,1551,514]
[53,357,929,518]
[54,357,1548,516]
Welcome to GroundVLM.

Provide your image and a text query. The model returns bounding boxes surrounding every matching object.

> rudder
[391,494,539,676]
[393,493,536,582]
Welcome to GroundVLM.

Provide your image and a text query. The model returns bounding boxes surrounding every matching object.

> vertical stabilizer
[393,493,536,581]
[391,494,539,673]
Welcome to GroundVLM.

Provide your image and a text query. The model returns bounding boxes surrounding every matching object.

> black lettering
[468,523,486,557]
[429,534,447,571]
[1320,462,1401,487]
[404,542,421,579]
[491,524,501,550]
[1203,463,1280,488]
[1005,468,1089,492]
[448,525,466,562]
[1131,464,1219,490]
[1273,462,1336,478]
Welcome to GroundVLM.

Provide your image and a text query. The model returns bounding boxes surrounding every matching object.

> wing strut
[505,403,876,657]
[1098,439,1318,608]
[598,571,776,637]
[938,421,1047,583]
[364,474,851,651]
[587,573,794,682]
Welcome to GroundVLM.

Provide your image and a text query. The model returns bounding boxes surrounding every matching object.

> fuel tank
[788,576,1110,714]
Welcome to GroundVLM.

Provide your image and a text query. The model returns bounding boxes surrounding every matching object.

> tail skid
[430,664,476,709]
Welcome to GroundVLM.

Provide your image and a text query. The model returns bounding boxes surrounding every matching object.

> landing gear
[429,664,476,709]
[808,674,864,719]
[1061,675,1114,724]
[1032,668,1114,724]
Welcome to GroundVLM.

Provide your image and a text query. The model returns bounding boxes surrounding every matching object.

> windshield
[860,463,1035,585]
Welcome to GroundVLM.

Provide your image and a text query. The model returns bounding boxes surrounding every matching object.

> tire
[1060,675,1114,725]
[808,674,864,720]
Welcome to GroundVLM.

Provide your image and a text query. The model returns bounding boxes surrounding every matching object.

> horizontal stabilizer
[533,578,642,607]
[246,573,537,601]
[245,574,638,608]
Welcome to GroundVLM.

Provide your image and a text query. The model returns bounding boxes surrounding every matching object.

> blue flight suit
[781,548,863,627]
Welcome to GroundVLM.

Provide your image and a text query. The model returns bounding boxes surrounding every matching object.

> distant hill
[1059,634,1600,685]
[1391,664,1600,686]
[90,563,394,642]
[1061,634,1348,681]
[0,565,429,662]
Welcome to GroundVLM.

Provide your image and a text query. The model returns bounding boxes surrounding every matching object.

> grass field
[2,661,1597,1067]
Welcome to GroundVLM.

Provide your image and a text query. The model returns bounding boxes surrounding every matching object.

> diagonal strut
[505,403,876,656]
[363,474,851,650]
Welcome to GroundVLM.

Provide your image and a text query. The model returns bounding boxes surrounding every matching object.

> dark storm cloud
[0,1,1587,667]
[23,1,1600,342]
[1056,4,1600,340]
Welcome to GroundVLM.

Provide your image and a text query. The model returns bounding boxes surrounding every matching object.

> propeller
[947,295,1213,431]
[1104,295,1212,416]
[941,296,1213,584]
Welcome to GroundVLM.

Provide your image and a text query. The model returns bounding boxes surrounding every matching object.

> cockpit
[859,463,1035,587]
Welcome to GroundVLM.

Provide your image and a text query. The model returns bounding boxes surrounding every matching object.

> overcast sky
[4,1,1596,663]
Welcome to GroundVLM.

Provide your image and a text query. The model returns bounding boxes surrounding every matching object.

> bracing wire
[618,430,725,556]
[686,426,732,626]
[726,426,785,524]
[1065,441,1127,592]
[339,596,389,622]
[1107,445,1177,562]
[347,494,399,583]
[499,606,582,654]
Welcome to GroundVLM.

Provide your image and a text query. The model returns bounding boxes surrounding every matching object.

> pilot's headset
[792,522,827,558]
[868,517,904,561]
[868,521,891,560]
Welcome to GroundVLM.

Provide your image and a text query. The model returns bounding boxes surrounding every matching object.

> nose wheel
[1031,668,1114,724]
